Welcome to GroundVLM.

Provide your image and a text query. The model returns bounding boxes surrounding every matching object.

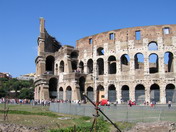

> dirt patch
[125,122,176,132]
[0,123,46,132]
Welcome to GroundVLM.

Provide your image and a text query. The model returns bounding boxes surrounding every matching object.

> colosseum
[34,18,176,104]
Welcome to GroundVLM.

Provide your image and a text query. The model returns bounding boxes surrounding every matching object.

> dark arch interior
[46,56,55,74]
[121,85,129,102]
[49,78,57,99]
[79,76,85,100]
[97,47,104,55]
[97,58,104,75]
[135,84,145,103]
[108,85,116,102]
[108,56,116,74]
[150,84,160,102]
[87,59,93,73]
[60,61,64,72]
[70,51,78,58]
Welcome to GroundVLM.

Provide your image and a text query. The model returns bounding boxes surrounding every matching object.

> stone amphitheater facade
[34,18,176,104]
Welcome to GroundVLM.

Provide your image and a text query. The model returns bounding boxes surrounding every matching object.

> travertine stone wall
[35,18,176,104]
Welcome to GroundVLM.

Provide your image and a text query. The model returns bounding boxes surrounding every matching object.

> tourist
[168,100,172,109]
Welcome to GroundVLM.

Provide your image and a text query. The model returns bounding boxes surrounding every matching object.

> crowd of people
[0,98,173,108]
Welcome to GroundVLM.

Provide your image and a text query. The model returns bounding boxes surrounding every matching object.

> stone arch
[135,84,145,104]
[49,77,58,99]
[166,84,176,103]
[108,56,116,74]
[97,47,104,56]
[164,52,174,72]
[87,86,94,101]
[121,54,130,72]
[121,85,129,102]
[148,41,158,50]
[108,84,116,102]
[70,51,78,58]
[46,56,55,74]
[79,76,85,100]
[134,53,144,70]
[150,84,160,102]
[58,87,63,100]
[79,61,84,73]
[66,86,72,101]
[149,53,159,73]
[87,59,93,73]
[97,58,104,75]
[59,60,64,72]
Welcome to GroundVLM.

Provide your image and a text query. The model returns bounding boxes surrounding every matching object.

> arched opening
[87,59,93,74]
[71,60,77,72]
[49,78,57,99]
[150,84,160,102]
[97,47,104,56]
[60,61,64,72]
[66,86,72,101]
[148,42,158,50]
[58,87,63,100]
[108,56,116,74]
[164,52,173,72]
[97,58,104,75]
[79,76,85,100]
[166,84,176,103]
[134,53,144,70]
[46,56,55,74]
[70,51,78,59]
[121,54,130,72]
[108,84,116,102]
[121,85,129,102]
[97,85,104,101]
[87,87,94,101]
[135,84,145,104]
[149,53,159,73]
[79,61,84,73]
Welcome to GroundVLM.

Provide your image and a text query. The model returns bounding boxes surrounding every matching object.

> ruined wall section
[76,24,176,103]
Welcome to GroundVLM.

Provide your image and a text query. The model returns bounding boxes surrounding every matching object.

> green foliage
[18,87,34,99]
[48,117,110,132]
[0,78,34,98]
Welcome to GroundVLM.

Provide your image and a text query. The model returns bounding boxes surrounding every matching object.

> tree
[0,78,34,99]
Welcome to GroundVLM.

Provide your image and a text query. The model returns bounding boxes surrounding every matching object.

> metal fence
[50,103,176,122]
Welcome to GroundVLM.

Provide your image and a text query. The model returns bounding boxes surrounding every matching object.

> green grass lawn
[0,104,135,132]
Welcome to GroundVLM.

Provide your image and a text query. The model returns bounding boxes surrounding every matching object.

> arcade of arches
[56,83,176,104]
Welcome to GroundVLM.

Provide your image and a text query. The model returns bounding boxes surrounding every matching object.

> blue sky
[0,0,176,77]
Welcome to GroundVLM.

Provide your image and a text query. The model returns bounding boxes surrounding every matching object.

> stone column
[116,60,121,76]
[159,56,165,74]
[104,84,108,100]
[63,88,66,101]
[144,57,149,75]
[116,84,121,104]
[129,85,135,101]
[34,87,38,100]
[130,58,135,76]
[145,85,150,103]
[160,84,166,104]
[42,87,49,101]
[84,63,88,74]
